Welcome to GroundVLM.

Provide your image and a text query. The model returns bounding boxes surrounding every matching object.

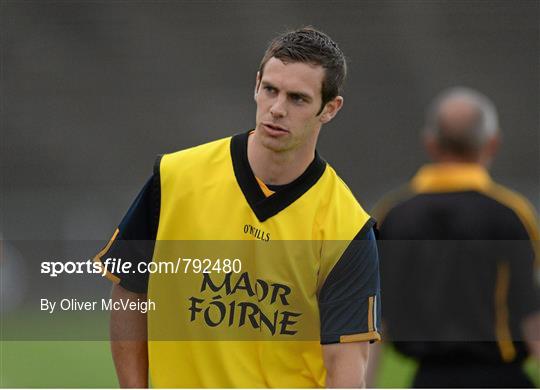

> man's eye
[263,86,276,93]
[291,95,305,104]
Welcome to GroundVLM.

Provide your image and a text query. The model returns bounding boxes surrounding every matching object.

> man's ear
[480,132,500,167]
[319,96,344,124]
[423,131,439,161]
[254,71,261,101]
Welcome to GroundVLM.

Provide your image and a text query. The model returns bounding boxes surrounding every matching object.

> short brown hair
[259,27,347,113]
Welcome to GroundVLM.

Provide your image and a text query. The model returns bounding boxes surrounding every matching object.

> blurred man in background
[372,87,539,387]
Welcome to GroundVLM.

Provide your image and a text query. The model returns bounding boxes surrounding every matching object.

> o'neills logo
[188,272,301,336]
[243,224,270,241]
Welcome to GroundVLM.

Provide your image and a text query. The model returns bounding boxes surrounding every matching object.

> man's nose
[270,96,287,118]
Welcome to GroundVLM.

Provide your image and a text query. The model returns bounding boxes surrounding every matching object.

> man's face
[254,57,338,153]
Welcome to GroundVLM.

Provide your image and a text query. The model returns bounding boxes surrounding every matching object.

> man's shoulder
[482,181,539,240]
[156,135,231,173]
[154,135,233,186]
[163,135,232,162]
[484,181,537,216]
[371,183,416,223]
[316,164,373,236]
[320,164,366,210]
[374,177,539,241]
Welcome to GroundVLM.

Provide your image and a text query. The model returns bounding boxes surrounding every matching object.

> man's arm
[365,341,381,387]
[322,342,369,388]
[319,227,381,387]
[110,284,149,388]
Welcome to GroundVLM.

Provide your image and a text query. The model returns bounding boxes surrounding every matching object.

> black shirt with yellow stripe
[374,163,539,365]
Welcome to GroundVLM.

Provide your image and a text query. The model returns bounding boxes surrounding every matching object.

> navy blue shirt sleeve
[318,227,382,344]
[95,174,160,293]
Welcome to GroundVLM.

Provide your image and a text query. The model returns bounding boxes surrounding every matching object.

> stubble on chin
[258,131,296,154]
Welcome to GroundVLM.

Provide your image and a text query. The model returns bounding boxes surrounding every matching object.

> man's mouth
[262,122,289,134]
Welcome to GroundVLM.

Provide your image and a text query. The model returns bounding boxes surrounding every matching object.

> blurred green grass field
[1,341,117,388]
[1,341,538,388]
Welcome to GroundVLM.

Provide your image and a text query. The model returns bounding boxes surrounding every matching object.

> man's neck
[247,132,317,186]
[434,154,488,167]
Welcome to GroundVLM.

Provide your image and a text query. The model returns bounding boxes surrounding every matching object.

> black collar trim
[230,131,327,222]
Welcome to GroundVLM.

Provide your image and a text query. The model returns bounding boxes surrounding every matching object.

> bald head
[424,87,499,162]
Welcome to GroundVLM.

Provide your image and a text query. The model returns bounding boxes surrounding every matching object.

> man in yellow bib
[96,27,381,388]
